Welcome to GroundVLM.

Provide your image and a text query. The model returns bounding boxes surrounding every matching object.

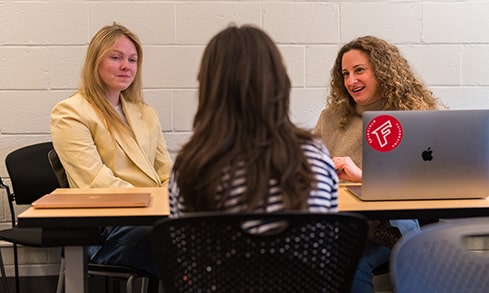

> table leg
[64,246,88,293]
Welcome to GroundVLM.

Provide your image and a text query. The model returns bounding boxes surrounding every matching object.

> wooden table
[17,185,489,293]
[339,184,489,219]
[18,187,169,293]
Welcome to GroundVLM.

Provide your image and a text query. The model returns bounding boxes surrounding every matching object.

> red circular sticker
[365,115,403,152]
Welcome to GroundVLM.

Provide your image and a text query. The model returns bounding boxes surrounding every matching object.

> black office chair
[48,148,159,293]
[0,142,68,293]
[391,217,489,293]
[152,212,368,293]
[0,180,12,293]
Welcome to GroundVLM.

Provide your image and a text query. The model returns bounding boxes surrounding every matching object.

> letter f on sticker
[371,120,392,148]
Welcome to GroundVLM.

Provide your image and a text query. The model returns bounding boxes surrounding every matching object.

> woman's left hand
[332,156,362,182]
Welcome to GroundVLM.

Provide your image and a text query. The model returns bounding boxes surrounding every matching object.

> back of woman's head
[81,23,144,104]
[175,24,315,212]
[195,25,291,137]
[329,36,438,126]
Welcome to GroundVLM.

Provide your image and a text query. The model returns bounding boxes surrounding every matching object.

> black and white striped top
[169,138,338,217]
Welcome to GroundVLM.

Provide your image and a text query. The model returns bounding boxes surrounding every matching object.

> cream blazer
[50,93,172,188]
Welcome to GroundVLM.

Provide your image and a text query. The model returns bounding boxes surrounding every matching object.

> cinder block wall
[1,0,488,277]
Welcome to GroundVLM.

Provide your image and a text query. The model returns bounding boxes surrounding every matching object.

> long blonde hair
[79,23,144,137]
[328,35,441,128]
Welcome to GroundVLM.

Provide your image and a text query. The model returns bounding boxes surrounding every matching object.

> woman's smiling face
[341,49,382,106]
[98,36,138,103]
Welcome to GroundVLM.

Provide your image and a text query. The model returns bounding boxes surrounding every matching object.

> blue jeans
[351,219,420,293]
[87,226,159,277]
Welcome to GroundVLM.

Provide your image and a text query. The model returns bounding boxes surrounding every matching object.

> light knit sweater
[314,99,420,249]
[313,99,386,169]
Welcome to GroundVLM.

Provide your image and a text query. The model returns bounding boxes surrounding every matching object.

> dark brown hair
[173,24,316,212]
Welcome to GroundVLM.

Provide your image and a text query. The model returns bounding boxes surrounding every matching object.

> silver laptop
[348,109,489,201]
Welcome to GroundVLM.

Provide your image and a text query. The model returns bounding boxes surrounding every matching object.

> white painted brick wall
[1,0,489,277]
[341,2,422,43]
[264,3,339,43]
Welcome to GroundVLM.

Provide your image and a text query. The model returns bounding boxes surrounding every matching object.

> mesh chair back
[5,142,60,204]
[392,218,489,293]
[152,212,368,293]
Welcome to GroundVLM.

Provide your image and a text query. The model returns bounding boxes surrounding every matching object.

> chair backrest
[152,212,368,293]
[48,149,69,188]
[5,142,60,205]
[391,218,489,293]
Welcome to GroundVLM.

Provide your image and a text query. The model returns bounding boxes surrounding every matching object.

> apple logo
[421,147,433,161]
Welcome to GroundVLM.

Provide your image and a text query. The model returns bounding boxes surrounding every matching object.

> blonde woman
[50,23,171,276]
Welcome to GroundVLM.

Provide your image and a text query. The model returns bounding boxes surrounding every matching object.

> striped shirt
[169,138,338,217]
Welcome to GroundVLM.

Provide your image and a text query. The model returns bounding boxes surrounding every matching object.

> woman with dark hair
[314,35,442,292]
[169,24,338,218]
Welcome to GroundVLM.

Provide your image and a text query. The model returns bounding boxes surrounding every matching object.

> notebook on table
[32,191,151,208]
[347,109,489,201]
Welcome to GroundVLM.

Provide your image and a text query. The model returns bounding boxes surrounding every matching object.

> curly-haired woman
[314,35,442,293]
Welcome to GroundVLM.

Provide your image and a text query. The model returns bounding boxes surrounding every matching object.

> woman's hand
[332,156,362,182]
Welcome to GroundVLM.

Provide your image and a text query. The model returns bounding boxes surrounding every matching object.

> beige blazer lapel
[113,98,160,185]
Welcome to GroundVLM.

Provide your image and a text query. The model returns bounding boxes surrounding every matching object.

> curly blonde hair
[328,35,441,128]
